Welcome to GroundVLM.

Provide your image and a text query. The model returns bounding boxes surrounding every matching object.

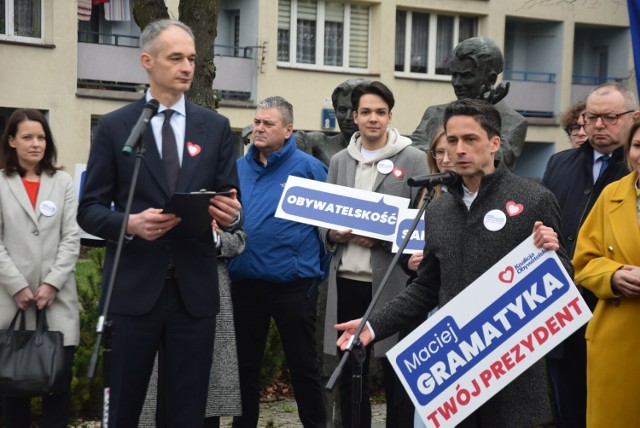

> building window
[278,0,370,71]
[0,0,43,41]
[395,10,477,76]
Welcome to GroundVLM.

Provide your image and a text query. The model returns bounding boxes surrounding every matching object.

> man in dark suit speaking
[78,19,241,427]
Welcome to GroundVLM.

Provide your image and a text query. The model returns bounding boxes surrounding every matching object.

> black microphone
[122,99,160,156]
[407,170,458,187]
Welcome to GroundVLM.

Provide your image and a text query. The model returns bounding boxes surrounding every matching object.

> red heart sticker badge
[187,142,201,157]
[391,168,404,179]
[498,266,515,283]
[505,201,524,217]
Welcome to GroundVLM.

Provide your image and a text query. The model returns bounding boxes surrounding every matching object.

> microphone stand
[87,137,148,427]
[326,185,437,428]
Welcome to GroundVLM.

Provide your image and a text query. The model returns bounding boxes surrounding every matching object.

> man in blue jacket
[227,96,328,428]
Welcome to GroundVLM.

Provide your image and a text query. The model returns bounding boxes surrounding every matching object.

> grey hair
[257,96,294,125]
[588,82,638,111]
[140,19,194,55]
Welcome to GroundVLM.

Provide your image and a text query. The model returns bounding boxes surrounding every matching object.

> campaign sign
[391,208,425,254]
[386,237,591,427]
[275,176,410,241]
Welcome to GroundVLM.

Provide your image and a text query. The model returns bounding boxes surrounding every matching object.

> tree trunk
[132,0,169,29]
[180,0,220,110]
[133,0,220,110]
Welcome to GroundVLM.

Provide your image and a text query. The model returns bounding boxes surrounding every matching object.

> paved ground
[69,398,387,427]
[220,398,386,427]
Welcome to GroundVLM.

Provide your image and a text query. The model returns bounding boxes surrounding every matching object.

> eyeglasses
[566,124,586,136]
[432,149,448,160]
[583,110,633,126]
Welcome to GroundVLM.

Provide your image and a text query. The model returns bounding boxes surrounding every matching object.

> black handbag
[0,308,65,397]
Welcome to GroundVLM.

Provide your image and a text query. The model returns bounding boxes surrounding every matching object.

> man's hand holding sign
[336,221,568,351]
[328,229,379,248]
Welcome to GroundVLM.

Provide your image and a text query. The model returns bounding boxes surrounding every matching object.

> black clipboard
[162,190,231,239]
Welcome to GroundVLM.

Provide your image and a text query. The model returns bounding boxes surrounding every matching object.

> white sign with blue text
[391,208,425,254]
[386,237,591,427]
[275,176,410,241]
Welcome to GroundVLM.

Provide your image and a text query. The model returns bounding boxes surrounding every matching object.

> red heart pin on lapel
[505,201,524,217]
[498,266,515,283]
[392,168,404,179]
[187,142,201,157]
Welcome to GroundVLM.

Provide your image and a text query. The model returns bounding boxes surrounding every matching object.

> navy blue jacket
[78,97,240,317]
[541,141,628,258]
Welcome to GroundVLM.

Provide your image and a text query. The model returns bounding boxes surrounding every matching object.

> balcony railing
[77,42,148,89]
[503,70,556,119]
[213,44,260,101]
[568,75,630,104]
[503,70,556,83]
[571,74,629,85]
[214,43,257,58]
[76,34,256,100]
[78,30,140,47]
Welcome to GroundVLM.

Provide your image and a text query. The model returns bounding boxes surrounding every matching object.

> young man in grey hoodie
[321,81,429,427]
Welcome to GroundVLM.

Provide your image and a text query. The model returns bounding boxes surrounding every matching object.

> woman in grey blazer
[0,109,80,427]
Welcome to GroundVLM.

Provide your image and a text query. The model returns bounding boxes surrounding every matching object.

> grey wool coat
[0,170,80,347]
[140,229,246,424]
[370,161,573,427]
[322,141,429,357]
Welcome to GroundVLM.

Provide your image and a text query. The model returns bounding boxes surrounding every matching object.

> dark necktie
[162,109,180,194]
[597,154,611,182]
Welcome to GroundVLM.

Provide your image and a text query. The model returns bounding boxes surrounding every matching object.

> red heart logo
[498,266,515,283]
[187,142,201,157]
[392,168,404,179]
[505,201,523,217]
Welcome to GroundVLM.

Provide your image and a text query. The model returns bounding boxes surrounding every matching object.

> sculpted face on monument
[410,37,527,170]
[292,79,372,166]
[450,57,493,101]
[332,78,372,139]
[450,37,502,102]
[335,90,358,138]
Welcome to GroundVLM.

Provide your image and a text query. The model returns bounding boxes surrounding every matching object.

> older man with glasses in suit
[541,82,640,428]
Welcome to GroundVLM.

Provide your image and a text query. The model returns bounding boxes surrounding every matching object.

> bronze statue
[411,37,527,169]
[295,78,371,166]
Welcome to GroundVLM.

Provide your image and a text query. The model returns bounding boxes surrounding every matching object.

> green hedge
[70,248,106,420]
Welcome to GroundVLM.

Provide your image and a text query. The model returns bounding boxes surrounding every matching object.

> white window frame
[278,0,371,73]
[395,11,476,81]
[1,0,45,43]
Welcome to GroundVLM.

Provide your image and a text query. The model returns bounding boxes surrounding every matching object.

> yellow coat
[573,171,640,428]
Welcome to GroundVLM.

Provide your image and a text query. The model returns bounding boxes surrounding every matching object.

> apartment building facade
[0,0,633,177]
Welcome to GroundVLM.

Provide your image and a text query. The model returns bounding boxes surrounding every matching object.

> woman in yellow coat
[573,118,640,427]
